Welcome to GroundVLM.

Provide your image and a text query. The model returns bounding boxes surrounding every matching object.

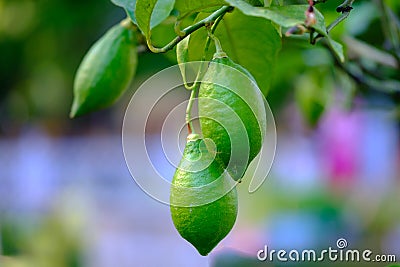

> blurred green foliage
[1,0,399,132]
[0,1,399,265]
[1,215,82,267]
[0,0,126,130]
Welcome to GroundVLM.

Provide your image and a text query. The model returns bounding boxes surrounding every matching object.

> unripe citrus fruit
[170,134,238,256]
[70,21,137,117]
[198,53,266,180]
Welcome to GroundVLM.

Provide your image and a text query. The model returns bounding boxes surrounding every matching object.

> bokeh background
[0,0,399,266]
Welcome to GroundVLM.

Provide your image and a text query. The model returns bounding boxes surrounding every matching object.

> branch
[327,0,355,33]
[326,9,352,33]
[312,0,355,43]
[336,0,355,13]
[147,6,233,53]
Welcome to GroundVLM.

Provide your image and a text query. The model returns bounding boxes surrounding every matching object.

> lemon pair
[171,51,266,256]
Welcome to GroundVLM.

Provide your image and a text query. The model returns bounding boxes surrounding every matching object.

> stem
[336,0,355,13]
[203,12,225,60]
[329,0,355,32]
[310,28,316,44]
[184,7,229,134]
[147,6,233,53]
[208,33,225,56]
[174,12,193,37]
[186,87,198,134]
[326,9,352,33]
[312,0,355,42]
[174,20,186,37]
[183,12,226,90]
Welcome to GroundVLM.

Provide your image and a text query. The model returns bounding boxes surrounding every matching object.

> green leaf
[243,0,264,7]
[326,37,345,63]
[176,36,191,87]
[264,0,273,7]
[174,0,226,18]
[189,10,282,95]
[125,9,137,24]
[224,1,345,62]
[224,1,326,35]
[111,0,133,8]
[111,0,137,24]
[135,0,175,38]
[176,35,208,89]
[135,0,159,37]
[151,0,176,28]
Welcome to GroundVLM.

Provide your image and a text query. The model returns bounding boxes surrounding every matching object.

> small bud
[305,10,316,26]
[285,25,307,36]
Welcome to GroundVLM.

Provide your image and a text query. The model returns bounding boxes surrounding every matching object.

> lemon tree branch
[147,6,233,53]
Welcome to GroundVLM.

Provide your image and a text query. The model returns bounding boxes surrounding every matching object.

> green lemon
[70,21,137,118]
[198,53,266,180]
[170,134,238,256]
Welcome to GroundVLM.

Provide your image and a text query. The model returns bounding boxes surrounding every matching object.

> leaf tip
[69,100,80,118]
[69,108,77,119]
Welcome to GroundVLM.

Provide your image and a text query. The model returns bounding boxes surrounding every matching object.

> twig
[336,0,355,12]
[312,0,355,43]
[185,88,197,134]
[147,6,233,53]
[326,10,351,33]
